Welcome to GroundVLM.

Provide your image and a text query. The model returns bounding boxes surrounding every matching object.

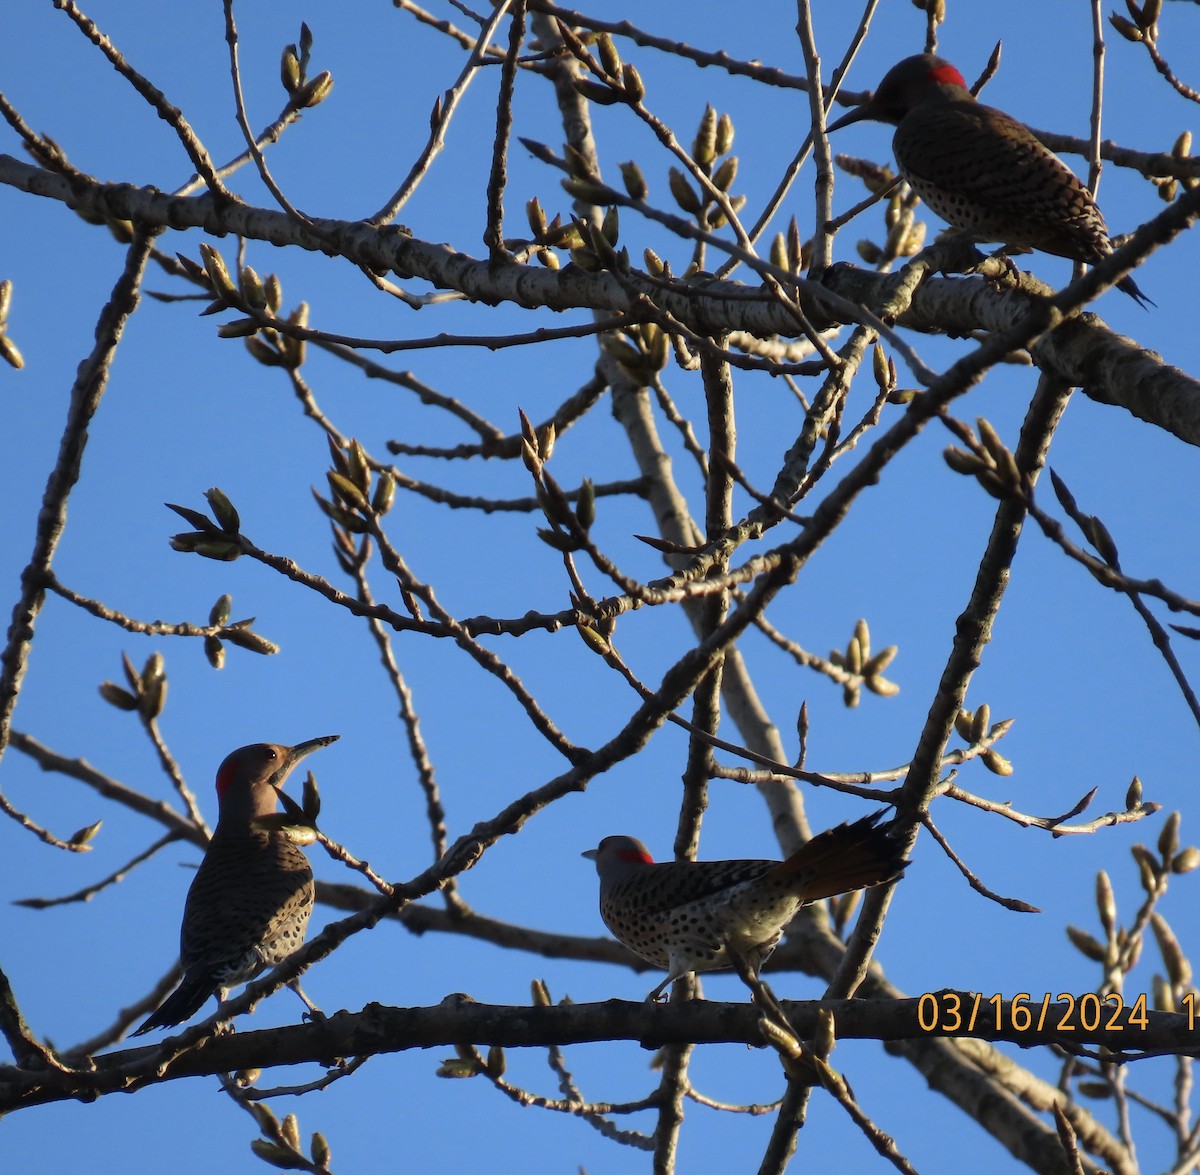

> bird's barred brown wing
[179,830,313,976]
[601,859,777,915]
[894,101,1111,261]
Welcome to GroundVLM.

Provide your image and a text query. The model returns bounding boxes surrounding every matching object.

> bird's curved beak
[825,105,871,134]
[270,734,340,789]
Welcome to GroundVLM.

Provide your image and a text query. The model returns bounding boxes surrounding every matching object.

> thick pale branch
[3,156,1198,444]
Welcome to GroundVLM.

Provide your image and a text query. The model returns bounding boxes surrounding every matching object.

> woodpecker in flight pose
[826,53,1152,306]
[583,811,907,1001]
[133,736,338,1036]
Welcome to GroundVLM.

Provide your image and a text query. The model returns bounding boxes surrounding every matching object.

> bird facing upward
[133,735,338,1036]
[583,811,908,1001]
[826,53,1151,306]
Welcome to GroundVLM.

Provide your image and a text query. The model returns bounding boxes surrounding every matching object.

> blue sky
[2,3,1199,1172]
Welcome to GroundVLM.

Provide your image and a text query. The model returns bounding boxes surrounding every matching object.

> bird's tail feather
[1117,273,1154,309]
[132,971,216,1036]
[769,811,908,900]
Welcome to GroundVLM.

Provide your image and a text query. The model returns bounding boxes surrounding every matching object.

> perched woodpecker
[583,812,907,1001]
[827,53,1151,305]
[133,736,338,1036]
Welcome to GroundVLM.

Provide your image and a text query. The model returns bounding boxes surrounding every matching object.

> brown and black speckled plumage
[133,736,337,1035]
[583,812,907,1000]
[827,54,1151,306]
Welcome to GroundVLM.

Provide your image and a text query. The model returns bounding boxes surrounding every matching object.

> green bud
[561,177,610,205]
[864,676,900,697]
[1153,973,1174,1012]
[224,626,280,655]
[1131,843,1160,892]
[576,621,610,654]
[142,673,167,720]
[346,439,371,492]
[621,63,644,103]
[862,645,898,676]
[601,206,620,246]
[240,266,267,311]
[537,527,580,552]
[249,1140,297,1168]
[526,196,547,239]
[712,155,738,193]
[0,335,23,370]
[943,446,984,476]
[1158,810,1181,864]
[205,487,241,534]
[856,239,883,265]
[99,682,139,711]
[69,820,102,847]
[193,539,243,561]
[1095,871,1116,938]
[485,1045,506,1078]
[280,47,301,94]
[317,494,369,533]
[1108,14,1143,42]
[371,471,396,515]
[1151,913,1191,987]
[209,594,233,627]
[981,749,1012,776]
[311,1133,331,1169]
[692,104,717,167]
[596,33,621,78]
[715,112,734,156]
[328,471,370,514]
[436,1058,481,1079]
[668,168,701,215]
[244,338,284,367]
[1066,925,1106,962]
[217,318,262,339]
[204,635,226,670]
[295,71,334,108]
[619,161,646,200]
[169,531,206,553]
[571,77,621,106]
[970,703,990,744]
[302,772,321,822]
[1172,847,1200,873]
[198,243,238,302]
[575,478,596,530]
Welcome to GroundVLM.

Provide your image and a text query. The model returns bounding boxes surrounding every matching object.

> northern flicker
[133,735,338,1035]
[827,53,1151,305]
[583,811,907,1001]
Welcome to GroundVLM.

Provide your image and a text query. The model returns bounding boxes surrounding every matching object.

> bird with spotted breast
[583,811,907,1001]
[133,735,338,1036]
[826,53,1152,306]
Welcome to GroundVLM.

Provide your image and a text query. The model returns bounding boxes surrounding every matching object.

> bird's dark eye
[264,747,278,761]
